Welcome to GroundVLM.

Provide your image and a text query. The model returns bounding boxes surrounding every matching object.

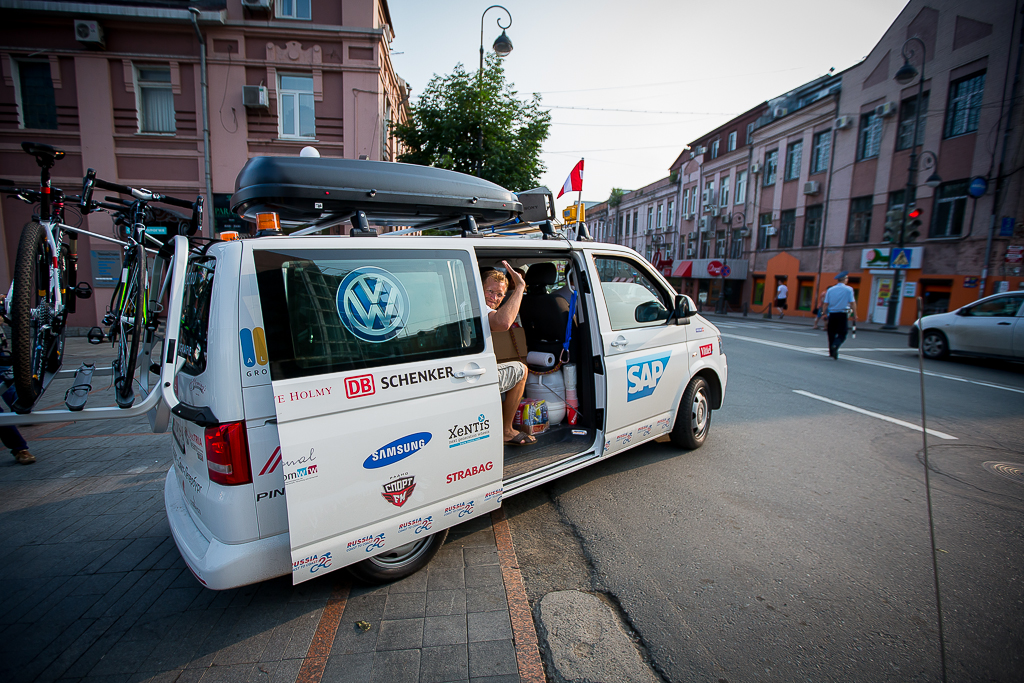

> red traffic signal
[907,208,922,220]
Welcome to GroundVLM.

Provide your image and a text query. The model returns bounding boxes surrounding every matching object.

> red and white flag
[557,159,584,198]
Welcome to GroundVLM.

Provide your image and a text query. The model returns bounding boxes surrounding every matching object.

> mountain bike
[0,142,95,412]
[80,169,202,408]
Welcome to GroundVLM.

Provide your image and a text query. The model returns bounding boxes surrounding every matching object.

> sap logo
[700,344,713,358]
[345,373,375,399]
[626,353,671,402]
[364,432,431,469]
[336,266,410,344]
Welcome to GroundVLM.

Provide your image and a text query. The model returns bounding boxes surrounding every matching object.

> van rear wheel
[670,376,711,450]
[347,528,449,584]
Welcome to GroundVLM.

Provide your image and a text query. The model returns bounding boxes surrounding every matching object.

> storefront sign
[678,259,747,279]
[963,277,978,288]
[862,247,922,269]
[1006,245,1023,264]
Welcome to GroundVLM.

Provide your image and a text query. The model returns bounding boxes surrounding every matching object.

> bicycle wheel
[10,221,64,412]
[112,244,145,408]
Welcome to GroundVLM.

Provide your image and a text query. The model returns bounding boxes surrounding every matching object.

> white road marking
[722,332,1024,395]
[793,390,958,440]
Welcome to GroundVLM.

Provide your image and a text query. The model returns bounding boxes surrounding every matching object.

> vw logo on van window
[336,266,410,343]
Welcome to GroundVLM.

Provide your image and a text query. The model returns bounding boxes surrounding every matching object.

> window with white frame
[785,140,802,181]
[763,150,777,186]
[136,65,175,134]
[746,122,755,145]
[647,206,653,231]
[857,111,881,160]
[932,180,969,237]
[727,131,737,152]
[667,200,674,227]
[682,189,690,216]
[277,0,311,20]
[279,74,315,139]
[657,203,663,229]
[710,139,720,159]
[944,72,985,138]
[13,59,57,130]
[735,170,746,205]
[720,176,730,206]
[896,92,929,151]
[690,189,698,215]
[811,130,831,173]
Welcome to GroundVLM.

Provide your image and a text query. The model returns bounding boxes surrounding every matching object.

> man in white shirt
[823,272,857,359]
[775,280,788,319]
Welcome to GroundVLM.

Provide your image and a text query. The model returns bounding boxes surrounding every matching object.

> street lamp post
[883,36,929,330]
[477,5,512,177]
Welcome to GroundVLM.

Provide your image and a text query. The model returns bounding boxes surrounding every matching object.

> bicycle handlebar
[82,168,203,235]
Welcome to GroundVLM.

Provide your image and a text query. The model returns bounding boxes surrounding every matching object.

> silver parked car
[909,291,1024,360]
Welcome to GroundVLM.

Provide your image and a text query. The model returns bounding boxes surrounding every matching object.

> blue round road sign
[969,176,987,198]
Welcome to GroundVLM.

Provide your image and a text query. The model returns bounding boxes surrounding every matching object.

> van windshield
[254,248,483,381]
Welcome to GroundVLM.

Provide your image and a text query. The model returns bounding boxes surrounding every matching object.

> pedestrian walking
[811,290,827,330]
[823,272,857,360]
[775,279,788,319]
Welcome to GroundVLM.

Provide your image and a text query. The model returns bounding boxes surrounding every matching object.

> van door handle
[610,337,628,348]
[454,368,487,378]
[998,321,1011,325]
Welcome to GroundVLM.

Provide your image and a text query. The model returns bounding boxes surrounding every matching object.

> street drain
[982,461,1024,486]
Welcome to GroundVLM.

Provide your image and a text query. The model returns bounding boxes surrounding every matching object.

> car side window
[965,296,1023,317]
[594,256,671,330]
[178,255,216,375]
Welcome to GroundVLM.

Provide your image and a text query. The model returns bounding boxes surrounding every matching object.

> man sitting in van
[483,263,536,446]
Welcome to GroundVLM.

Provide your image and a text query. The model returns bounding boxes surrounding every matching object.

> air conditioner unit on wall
[698,217,708,230]
[774,106,788,118]
[750,162,762,174]
[835,115,854,130]
[241,0,273,10]
[711,206,721,216]
[765,226,777,235]
[875,101,897,118]
[803,181,821,195]
[686,247,695,256]
[74,19,105,47]
[242,85,270,109]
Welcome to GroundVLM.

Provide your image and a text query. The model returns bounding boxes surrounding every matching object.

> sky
[386,0,911,216]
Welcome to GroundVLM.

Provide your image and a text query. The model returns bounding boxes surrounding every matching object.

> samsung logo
[363,432,432,469]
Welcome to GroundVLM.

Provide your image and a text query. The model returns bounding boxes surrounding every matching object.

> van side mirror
[672,294,697,325]
[635,300,671,323]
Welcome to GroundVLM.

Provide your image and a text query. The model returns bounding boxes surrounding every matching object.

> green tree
[391,54,551,192]
[607,188,627,207]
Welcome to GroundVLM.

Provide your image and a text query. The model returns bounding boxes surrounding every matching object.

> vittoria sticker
[444,500,475,518]
[627,352,671,402]
[398,515,433,535]
[336,266,410,343]
[364,432,431,469]
[382,474,416,507]
[347,533,387,553]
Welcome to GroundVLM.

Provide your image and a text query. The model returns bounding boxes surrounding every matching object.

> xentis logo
[449,415,491,448]
[336,266,410,344]
[347,533,386,553]
[444,500,475,518]
[398,515,433,535]
[364,432,431,469]
[293,552,331,573]
[382,474,416,507]
[627,352,671,402]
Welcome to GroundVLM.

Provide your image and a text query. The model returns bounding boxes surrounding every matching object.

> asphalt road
[504,318,1024,683]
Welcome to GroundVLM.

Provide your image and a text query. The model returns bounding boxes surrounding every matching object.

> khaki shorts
[496,361,526,393]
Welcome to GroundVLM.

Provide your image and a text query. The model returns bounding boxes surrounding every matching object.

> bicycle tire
[113,244,145,408]
[10,221,64,411]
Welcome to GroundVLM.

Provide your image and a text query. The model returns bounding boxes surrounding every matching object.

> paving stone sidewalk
[0,338,528,683]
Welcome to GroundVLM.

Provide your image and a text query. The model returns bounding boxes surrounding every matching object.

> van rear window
[178,255,216,375]
[254,249,483,381]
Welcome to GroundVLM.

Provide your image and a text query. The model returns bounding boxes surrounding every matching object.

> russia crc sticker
[336,266,410,343]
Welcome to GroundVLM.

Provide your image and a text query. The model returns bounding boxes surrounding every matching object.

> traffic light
[883,208,903,243]
[905,207,922,242]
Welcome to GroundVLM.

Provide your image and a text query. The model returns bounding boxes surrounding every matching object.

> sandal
[505,432,537,446]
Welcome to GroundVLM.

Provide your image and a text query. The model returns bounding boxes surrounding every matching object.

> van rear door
[252,241,503,584]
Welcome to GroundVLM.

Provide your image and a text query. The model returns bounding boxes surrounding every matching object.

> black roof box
[231,157,522,227]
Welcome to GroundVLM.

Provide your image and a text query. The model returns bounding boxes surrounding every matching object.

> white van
[164,157,727,589]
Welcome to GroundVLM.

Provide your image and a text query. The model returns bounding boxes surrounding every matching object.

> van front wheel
[670,376,711,450]
[347,528,449,584]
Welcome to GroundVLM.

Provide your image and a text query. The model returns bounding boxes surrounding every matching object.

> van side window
[254,249,483,380]
[594,256,671,330]
[178,256,216,375]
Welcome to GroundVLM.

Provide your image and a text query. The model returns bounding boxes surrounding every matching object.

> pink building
[0,0,407,329]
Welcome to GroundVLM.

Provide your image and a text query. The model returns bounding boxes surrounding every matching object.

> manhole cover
[982,461,1024,486]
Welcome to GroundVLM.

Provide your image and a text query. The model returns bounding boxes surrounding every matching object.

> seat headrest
[525,262,557,287]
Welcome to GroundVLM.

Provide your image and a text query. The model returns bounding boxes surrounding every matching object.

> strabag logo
[347,533,387,553]
[449,414,491,448]
[446,461,494,484]
[398,515,433,535]
[382,474,416,507]
[336,266,410,344]
[364,432,431,469]
[700,343,713,358]
[293,552,331,573]
[444,500,475,518]
[627,352,671,402]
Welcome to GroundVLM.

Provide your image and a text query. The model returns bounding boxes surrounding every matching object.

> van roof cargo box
[231,157,522,228]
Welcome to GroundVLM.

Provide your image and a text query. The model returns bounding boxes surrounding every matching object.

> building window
[633,211,638,236]
[785,140,803,181]
[277,0,311,20]
[811,130,830,174]
[625,213,630,237]
[803,204,823,246]
[730,229,743,259]
[710,139,720,159]
[932,180,969,237]
[647,206,653,231]
[746,122,755,145]
[763,150,778,186]
[136,65,175,134]
[887,188,916,214]
[720,176,730,206]
[704,180,715,208]
[715,230,726,258]
[758,213,773,249]
[778,209,795,248]
[279,74,315,138]
[896,91,929,151]
[667,200,674,227]
[945,72,985,138]
[858,111,881,159]
[657,203,663,229]
[846,196,873,243]
[735,170,746,205]
[727,131,737,152]
[14,60,57,130]
[682,189,689,216]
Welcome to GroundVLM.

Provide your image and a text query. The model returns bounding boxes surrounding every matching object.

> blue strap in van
[561,290,577,364]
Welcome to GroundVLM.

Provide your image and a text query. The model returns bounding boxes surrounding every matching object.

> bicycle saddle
[21,141,65,169]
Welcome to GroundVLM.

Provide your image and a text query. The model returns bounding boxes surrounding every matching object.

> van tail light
[205,421,253,486]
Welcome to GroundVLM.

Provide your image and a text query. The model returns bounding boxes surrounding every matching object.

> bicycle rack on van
[0,235,189,432]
